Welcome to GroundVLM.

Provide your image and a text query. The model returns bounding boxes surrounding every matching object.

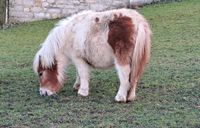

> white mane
[33,10,94,73]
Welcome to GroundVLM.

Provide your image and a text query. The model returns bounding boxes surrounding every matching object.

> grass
[0,0,200,127]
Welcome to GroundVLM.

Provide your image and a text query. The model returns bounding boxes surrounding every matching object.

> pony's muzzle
[39,87,54,96]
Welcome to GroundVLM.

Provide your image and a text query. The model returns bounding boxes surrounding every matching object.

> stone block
[51,13,61,19]
[23,0,34,7]
[55,4,69,9]
[24,8,30,12]
[34,12,45,19]
[23,12,34,18]
[73,0,81,5]
[130,0,153,6]
[9,11,19,17]
[14,17,29,22]
[47,0,55,4]
[112,1,128,8]
[32,7,43,12]
[79,0,85,3]
[44,13,51,19]
[55,0,68,4]
[15,0,23,5]
[9,8,16,13]
[62,8,78,16]
[47,8,61,13]
[77,5,89,11]
[13,5,24,11]
[35,0,42,7]
[96,0,112,5]
[85,0,96,3]
[90,4,107,11]
[42,2,49,7]
[10,11,33,18]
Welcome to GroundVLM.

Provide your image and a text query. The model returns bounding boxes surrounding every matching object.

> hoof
[127,94,136,102]
[39,88,55,96]
[115,94,127,103]
[73,83,80,92]
[78,88,89,97]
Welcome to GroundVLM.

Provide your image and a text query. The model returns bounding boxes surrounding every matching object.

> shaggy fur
[33,8,151,102]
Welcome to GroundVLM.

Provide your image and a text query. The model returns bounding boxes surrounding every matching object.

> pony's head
[33,19,69,96]
[33,54,61,96]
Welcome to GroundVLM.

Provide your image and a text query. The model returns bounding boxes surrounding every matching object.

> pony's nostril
[39,88,54,96]
[45,91,48,96]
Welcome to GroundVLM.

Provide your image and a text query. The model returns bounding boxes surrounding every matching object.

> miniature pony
[33,8,151,102]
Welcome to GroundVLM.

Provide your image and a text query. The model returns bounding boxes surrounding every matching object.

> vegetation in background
[0,0,6,27]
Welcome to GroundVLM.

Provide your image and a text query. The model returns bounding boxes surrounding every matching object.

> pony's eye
[39,72,43,77]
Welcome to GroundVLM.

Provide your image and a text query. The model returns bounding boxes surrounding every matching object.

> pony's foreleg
[73,72,80,91]
[115,63,131,102]
[73,58,90,97]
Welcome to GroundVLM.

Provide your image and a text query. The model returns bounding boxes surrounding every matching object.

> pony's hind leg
[73,58,90,97]
[127,81,137,102]
[115,63,131,102]
[73,72,80,91]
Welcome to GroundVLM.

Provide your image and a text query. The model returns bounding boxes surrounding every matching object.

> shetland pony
[33,8,151,102]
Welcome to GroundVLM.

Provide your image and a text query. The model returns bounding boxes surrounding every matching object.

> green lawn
[0,1,200,127]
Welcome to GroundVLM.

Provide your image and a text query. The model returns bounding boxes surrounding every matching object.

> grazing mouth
[39,87,55,96]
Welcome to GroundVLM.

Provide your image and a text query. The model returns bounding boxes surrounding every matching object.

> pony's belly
[85,43,115,69]
[87,54,114,69]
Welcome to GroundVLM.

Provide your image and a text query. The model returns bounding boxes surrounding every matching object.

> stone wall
[9,0,129,22]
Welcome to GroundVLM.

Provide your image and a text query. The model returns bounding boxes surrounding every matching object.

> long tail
[130,21,151,88]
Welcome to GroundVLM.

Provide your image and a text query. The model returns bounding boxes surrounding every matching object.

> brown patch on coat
[108,14,135,65]
[38,58,60,92]
[95,17,99,23]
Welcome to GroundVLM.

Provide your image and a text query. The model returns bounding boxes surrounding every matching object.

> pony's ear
[39,55,42,67]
